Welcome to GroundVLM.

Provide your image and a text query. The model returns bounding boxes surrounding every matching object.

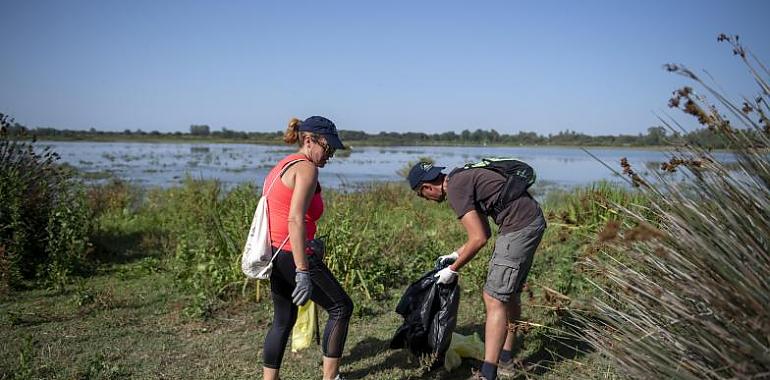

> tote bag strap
[263,158,308,266]
[264,158,307,197]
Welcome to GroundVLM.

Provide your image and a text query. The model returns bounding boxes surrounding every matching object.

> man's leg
[500,294,522,367]
[504,299,521,350]
[482,291,508,380]
[486,215,546,378]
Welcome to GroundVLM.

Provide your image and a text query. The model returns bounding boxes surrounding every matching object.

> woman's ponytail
[284,117,301,144]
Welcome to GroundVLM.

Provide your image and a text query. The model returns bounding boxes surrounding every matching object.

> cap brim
[324,133,346,149]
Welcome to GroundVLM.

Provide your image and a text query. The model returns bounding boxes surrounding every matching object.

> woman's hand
[292,270,313,305]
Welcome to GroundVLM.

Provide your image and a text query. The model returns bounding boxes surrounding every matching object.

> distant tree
[439,131,458,141]
[339,130,368,141]
[470,128,484,143]
[35,127,57,136]
[14,121,734,147]
[489,129,500,143]
[644,126,667,145]
[8,122,27,135]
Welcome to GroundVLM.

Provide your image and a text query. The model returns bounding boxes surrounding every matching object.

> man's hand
[292,270,313,305]
[434,266,458,284]
[436,251,459,267]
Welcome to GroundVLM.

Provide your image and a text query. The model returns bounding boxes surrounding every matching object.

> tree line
[2,120,765,149]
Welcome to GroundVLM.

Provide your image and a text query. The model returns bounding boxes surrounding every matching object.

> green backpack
[461,157,536,213]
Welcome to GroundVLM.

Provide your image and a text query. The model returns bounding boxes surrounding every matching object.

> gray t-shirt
[446,167,541,234]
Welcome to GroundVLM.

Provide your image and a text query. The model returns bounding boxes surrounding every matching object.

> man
[407,161,546,380]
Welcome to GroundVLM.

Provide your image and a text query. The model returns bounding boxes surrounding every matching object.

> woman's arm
[286,161,318,271]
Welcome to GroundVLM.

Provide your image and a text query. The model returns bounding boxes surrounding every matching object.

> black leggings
[262,251,354,369]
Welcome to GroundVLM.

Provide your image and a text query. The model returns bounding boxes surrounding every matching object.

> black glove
[292,270,313,306]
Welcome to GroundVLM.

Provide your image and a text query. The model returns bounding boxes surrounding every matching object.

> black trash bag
[390,264,460,364]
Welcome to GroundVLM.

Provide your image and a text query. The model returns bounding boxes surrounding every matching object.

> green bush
[146,173,650,317]
[115,174,472,313]
[142,177,469,314]
[319,183,467,300]
[0,114,93,291]
[102,177,260,316]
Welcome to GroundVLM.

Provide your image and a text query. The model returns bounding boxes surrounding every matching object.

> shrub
[578,35,770,379]
[151,177,468,313]
[129,178,257,316]
[0,114,92,291]
[319,183,466,301]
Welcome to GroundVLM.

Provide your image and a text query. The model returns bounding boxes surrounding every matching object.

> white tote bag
[241,159,304,279]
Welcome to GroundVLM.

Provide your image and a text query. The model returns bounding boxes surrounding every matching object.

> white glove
[434,266,458,284]
[436,251,459,266]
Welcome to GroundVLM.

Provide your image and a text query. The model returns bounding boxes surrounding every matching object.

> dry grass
[577,34,770,379]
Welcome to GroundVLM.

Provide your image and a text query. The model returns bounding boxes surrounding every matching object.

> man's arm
[450,210,491,271]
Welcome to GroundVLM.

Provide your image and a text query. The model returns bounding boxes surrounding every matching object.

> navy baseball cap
[407,162,445,190]
[298,116,346,149]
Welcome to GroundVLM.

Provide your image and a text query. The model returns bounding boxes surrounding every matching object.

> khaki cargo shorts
[484,215,546,303]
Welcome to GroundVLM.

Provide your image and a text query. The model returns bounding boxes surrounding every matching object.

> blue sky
[2,0,768,135]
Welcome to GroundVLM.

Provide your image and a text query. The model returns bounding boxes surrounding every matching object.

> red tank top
[264,154,324,252]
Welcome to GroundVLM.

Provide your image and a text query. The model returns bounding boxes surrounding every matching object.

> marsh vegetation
[1,35,768,379]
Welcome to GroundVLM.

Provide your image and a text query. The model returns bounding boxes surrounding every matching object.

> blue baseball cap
[407,162,445,190]
[298,116,346,149]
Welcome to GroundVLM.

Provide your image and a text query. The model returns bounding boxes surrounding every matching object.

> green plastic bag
[291,301,318,352]
[444,332,485,371]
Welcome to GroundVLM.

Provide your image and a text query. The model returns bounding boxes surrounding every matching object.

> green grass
[1,181,635,379]
[0,263,462,379]
[0,258,605,380]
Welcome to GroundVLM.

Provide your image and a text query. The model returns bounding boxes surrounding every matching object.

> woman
[262,116,353,380]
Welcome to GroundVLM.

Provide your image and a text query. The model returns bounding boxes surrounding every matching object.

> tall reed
[578,35,770,379]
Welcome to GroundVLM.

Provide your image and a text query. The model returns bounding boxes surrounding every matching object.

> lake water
[40,141,734,190]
